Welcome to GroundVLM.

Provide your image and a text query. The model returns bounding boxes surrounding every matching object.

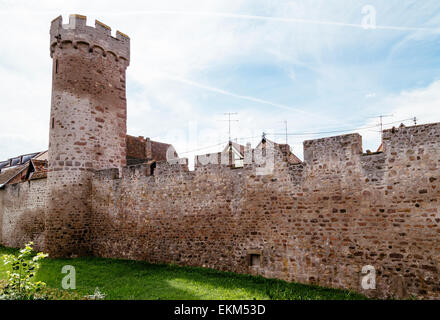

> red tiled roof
[29,159,48,180]
[29,171,48,180]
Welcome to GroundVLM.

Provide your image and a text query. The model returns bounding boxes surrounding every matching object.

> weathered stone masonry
[87,126,440,299]
[1,15,440,299]
[0,179,47,250]
[46,14,129,257]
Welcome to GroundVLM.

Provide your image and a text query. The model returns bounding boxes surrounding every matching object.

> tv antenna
[280,120,288,145]
[218,112,239,142]
[369,114,394,139]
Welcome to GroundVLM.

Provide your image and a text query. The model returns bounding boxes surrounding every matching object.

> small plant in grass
[0,242,48,300]
[84,287,106,300]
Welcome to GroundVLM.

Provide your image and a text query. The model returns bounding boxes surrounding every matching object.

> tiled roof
[0,166,27,187]
[31,159,48,172]
[29,159,48,181]
[29,171,48,180]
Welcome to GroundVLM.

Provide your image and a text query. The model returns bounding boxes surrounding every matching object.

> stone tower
[46,15,130,257]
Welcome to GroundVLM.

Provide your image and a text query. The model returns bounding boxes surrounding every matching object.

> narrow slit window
[150,162,156,176]
[55,59,58,74]
[52,117,55,129]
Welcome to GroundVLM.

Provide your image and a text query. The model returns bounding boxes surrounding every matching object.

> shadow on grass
[0,247,367,300]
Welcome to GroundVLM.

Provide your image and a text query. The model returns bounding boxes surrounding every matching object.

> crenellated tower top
[50,14,130,64]
[46,14,130,257]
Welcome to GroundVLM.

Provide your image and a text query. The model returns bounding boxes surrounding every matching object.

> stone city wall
[0,179,47,250]
[1,123,439,298]
[88,123,440,299]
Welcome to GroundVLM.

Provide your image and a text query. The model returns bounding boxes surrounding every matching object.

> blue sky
[1,0,440,167]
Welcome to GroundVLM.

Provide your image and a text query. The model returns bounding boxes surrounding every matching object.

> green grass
[0,246,366,300]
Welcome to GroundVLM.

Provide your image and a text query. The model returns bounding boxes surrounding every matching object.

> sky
[0,0,440,168]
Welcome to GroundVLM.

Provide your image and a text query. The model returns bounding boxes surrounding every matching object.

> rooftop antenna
[217,112,239,142]
[413,117,417,125]
[279,120,288,145]
[284,120,288,145]
[369,114,394,140]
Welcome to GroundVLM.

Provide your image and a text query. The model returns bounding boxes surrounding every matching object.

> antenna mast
[369,114,393,140]
[218,112,239,142]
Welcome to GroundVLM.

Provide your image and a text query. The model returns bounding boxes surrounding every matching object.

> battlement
[382,122,440,153]
[50,14,130,63]
[195,152,231,168]
[303,133,362,164]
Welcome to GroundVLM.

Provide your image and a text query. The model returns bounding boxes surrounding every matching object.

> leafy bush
[0,242,48,300]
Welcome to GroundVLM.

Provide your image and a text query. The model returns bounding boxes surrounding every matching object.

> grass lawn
[0,246,366,300]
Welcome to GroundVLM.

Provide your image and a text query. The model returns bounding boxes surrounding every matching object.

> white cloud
[0,0,439,167]
[357,80,440,153]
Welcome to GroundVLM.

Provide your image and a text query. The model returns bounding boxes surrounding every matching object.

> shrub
[0,242,48,300]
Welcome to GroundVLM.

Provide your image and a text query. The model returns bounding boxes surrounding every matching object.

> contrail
[0,10,437,33]
[121,10,438,33]
[163,75,305,113]
[158,74,350,127]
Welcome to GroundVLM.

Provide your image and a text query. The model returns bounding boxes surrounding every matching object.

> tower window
[150,161,156,176]
[247,251,262,267]
[52,117,55,129]
[249,254,261,267]
[55,59,58,74]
